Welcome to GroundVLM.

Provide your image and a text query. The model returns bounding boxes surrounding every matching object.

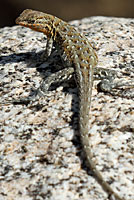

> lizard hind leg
[94,67,134,98]
[1,67,75,106]
[97,78,134,98]
[38,67,75,96]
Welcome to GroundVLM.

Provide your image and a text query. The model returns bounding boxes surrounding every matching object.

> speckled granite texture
[0,16,134,200]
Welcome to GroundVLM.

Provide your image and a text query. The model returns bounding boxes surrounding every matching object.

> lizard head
[16,9,55,37]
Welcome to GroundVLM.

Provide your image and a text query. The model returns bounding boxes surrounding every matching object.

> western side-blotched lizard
[15,9,127,200]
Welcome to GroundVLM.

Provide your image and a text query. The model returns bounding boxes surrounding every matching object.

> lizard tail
[78,65,124,200]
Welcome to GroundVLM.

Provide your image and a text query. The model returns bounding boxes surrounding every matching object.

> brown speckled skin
[16,9,125,200]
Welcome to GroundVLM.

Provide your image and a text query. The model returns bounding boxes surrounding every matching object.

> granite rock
[0,16,134,200]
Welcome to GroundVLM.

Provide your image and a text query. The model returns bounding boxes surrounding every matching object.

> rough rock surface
[0,16,134,200]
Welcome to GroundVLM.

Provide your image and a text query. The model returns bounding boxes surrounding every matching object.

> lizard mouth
[16,20,51,37]
[16,21,46,33]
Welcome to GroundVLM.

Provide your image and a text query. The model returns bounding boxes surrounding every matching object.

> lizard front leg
[40,36,54,62]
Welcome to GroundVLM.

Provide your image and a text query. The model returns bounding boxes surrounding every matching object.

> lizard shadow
[0,50,93,177]
[0,50,46,66]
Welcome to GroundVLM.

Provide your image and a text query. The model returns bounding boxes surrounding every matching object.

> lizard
[14,9,126,200]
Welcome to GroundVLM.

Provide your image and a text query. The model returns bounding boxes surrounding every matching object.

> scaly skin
[16,9,125,200]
